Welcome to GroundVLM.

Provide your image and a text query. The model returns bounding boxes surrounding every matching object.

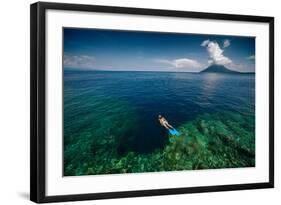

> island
[201,64,255,74]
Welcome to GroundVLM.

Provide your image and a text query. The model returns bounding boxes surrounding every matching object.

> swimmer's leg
[163,124,170,130]
[166,123,174,129]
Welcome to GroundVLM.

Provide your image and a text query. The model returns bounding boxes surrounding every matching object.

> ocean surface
[64,70,255,176]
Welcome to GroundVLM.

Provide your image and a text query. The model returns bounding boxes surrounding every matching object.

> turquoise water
[64,70,255,176]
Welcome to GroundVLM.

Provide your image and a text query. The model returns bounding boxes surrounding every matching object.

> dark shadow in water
[126,109,201,154]
[117,131,135,155]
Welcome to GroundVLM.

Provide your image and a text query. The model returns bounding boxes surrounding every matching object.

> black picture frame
[30,2,274,203]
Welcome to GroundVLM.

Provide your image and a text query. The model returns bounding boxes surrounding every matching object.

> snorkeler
[158,115,174,130]
[158,115,180,136]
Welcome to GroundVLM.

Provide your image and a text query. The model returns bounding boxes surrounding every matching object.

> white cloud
[64,54,96,68]
[155,58,204,72]
[246,55,255,60]
[201,39,210,47]
[223,39,231,48]
[201,40,232,65]
[172,58,203,69]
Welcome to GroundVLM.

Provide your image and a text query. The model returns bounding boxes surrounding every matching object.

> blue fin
[172,128,180,136]
[168,129,175,135]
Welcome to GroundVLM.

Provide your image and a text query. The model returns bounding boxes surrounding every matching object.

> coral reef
[64,111,255,176]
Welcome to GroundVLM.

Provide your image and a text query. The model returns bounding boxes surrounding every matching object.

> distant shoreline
[64,68,255,75]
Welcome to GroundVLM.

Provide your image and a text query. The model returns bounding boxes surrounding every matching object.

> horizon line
[64,67,255,74]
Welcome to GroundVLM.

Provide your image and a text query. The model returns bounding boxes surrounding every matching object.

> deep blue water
[64,70,255,155]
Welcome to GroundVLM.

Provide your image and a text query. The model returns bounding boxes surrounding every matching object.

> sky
[64,28,255,73]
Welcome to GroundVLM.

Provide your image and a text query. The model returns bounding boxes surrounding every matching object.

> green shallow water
[64,111,255,176]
